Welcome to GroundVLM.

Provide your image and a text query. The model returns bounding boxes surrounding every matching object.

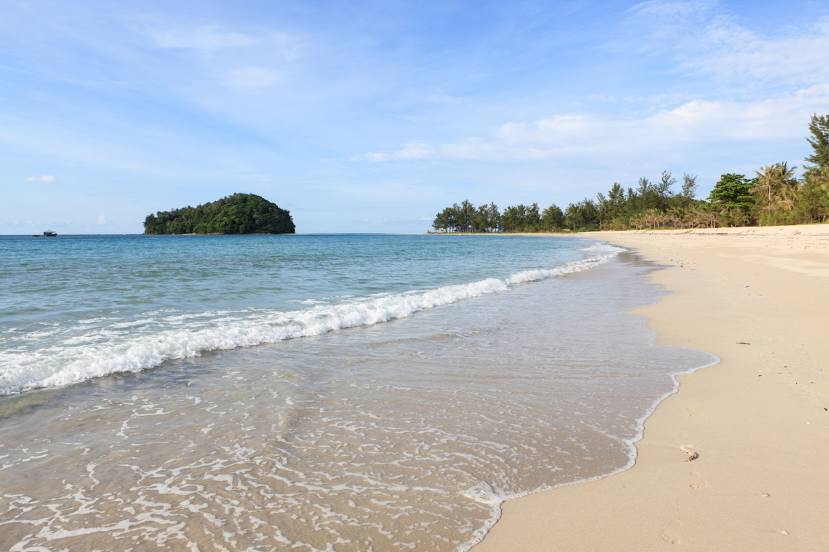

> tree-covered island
[144,193,295,234]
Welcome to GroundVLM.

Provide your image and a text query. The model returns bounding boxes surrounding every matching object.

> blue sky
[2,0,828,233]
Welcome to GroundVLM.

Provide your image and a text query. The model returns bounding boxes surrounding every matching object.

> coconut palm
[754,162,798,221]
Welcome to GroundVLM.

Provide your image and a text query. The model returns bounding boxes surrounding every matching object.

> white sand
[477,224,829,551]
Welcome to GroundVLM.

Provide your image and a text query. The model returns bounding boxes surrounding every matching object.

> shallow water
[0,235,713,550]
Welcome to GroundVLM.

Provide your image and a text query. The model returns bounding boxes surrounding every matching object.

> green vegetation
[432,114,829,232]
[144,193,295,235]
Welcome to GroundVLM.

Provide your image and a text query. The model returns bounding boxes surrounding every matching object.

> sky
[2,0,829,234]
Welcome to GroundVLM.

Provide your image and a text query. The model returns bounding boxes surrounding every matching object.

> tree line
[432,114,829,232]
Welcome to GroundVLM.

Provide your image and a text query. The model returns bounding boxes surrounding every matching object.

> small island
[144,193,295,235]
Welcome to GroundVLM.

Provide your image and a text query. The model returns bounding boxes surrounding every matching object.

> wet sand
[478,224,829,551]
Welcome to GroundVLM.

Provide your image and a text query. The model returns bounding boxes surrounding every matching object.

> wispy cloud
[364,2,829,168]
[363,85,829,162]
[25,175,55,183]
[687,19,829,85]
[147,22,302,60]
[363,143,433,162]
[149,24,259,50]
[625,1,829,86]
[223,66,280,91]
[138,21,303,96]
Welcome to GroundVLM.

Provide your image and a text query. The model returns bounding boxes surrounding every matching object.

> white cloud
[364,142,434,162]
[362,85,829,162]
[150,25,258,50]
[688,24,829,85]
[148,23,301,60]
[625,2,829,86]
[25,175,55,183]
[223,66,280,91]
[364,3,829,167]
[146,23,301,93]
[96,215,106,225]
[363,2,829,171]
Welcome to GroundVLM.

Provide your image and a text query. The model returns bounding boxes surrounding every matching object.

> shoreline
[460,249,721,552]
[476,224,829,551]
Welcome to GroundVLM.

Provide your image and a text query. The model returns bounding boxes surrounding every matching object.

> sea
[0,234,715,551]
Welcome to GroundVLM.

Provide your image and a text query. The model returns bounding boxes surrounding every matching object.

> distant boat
[42,230,58,237]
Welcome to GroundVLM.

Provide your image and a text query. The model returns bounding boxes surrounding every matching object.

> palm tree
[754,162,797,222]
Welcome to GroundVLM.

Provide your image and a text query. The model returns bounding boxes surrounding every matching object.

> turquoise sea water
[0,234,714,551]
[0,234,592,395]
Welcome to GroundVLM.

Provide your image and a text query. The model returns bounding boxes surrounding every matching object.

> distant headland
[143,193,295,235]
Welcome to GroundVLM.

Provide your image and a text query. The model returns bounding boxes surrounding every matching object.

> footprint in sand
[688,471,708,489]
[680,445,699,462]
[661,530,682,545]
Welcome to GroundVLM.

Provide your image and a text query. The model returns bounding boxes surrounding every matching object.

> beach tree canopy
[708,173,756,223]
[433,114,829,232]
[805,113,829,176]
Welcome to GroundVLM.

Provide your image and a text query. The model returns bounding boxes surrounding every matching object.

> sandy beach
[478,224,829,551]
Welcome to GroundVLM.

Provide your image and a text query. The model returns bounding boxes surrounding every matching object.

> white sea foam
[0,243,623,396]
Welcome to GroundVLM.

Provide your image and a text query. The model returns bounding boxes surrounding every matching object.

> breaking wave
[0,243,624,396]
